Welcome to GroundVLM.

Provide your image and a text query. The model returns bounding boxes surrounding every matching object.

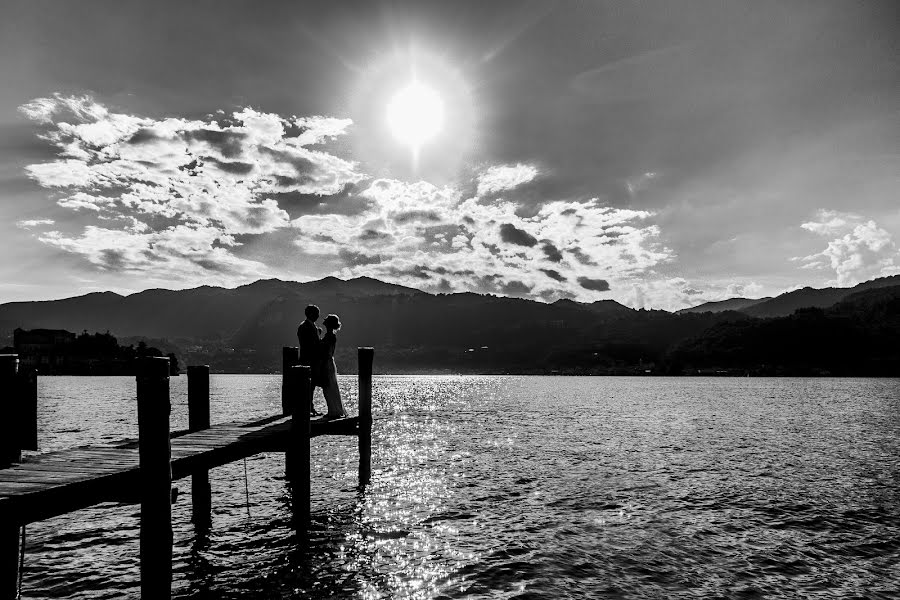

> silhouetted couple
[297,304,346,418]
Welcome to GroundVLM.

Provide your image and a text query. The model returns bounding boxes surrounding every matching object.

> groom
[297,304,323,415]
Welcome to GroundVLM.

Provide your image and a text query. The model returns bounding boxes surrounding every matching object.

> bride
[321,314,347,418]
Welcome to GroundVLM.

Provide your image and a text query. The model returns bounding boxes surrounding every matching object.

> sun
[386,81,445,150]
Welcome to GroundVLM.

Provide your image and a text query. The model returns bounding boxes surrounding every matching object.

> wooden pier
[0,346,375,600]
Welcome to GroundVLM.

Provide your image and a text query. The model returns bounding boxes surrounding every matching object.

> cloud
[625,171,659,197]
[292,184,672,301]
[541,242,563,262]
[499,223,538,247]
[476,163,538,196]
[726,282,764,298]
[798,209,899,286]
[540,268,566,282]
[39,224,270,280]
[21,96,675,302]
[16,219,55,228]
[20,95,364,282]
[500,280,533,297]
[577,277,610,292]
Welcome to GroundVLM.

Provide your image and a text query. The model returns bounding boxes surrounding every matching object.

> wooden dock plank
[0,414,358,524]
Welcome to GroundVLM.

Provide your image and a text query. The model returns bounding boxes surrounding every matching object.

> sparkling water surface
[17,376,900,599]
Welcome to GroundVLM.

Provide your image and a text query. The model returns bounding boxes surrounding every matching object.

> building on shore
[13,328,76,371]
[11,328,179,375]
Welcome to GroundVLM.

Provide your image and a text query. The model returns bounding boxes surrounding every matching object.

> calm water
[16,375,900,599]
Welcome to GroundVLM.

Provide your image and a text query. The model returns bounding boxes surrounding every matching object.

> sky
[1,0,898,309]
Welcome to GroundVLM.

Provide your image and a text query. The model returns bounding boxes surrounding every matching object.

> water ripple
[15,375,900,598]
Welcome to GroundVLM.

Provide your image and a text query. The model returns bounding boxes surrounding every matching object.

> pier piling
[281,347,299,415]
[0,345,377,595]
[287,365,311,531]
[137,356,172,600]
[0,354,35,467]
[187,365,211,531]
[358,347,374,486]
[0,355,20,600]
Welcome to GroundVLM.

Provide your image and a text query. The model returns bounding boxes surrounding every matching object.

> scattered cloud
[725,282,764,298]
[19,95,364,283]
[798,209,899,286]
[540,268,566,282]
[541,242,563,262]
[499,223,538,247]
[16,219,55,229]
[475,163,538,196]
[21,95,675,302]
[625,171,659,197]
[294,181,672,301]
[577,277,610,292]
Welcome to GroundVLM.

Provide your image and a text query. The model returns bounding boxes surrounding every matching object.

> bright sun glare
[386,81,445,150]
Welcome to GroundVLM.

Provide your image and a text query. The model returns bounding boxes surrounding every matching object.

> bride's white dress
[322,332,346,417]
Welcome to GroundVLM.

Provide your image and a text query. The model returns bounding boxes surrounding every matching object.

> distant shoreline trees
[7,328,179,375]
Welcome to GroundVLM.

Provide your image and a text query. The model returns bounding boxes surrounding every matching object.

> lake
[17,375,900,598]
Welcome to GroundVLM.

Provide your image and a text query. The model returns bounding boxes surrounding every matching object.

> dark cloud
[435,279,453,293]
[99,249,127,270]
[542,242,563,262]
[185,129,246,159]
[597,230,624,243]
[127,128,162,145]
[499,223,538,247]
[569,246,598,265]
[259,147,318,181]
[337,249,383,266]
[388,265,431,279]
[682,288,703,296]
[272,184,371,218]
[577,277,610,292]
[500,280,533,297]
[539,289,577,302]
[540,268,566,282]
[205,157,254,175]
[358,229,391,242]
[393,210,442,224]
[194,258,245,274]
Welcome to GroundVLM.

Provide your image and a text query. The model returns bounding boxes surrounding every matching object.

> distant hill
[742,275,900,318]
[553,298,634,317]
[677,297,771,314]
[1,275,897,375]
[677,275,900,318]
[668,284,900,375]
[0,277,423,341]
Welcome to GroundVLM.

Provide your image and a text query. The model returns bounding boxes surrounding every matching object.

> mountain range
[677,275,900,317]
[2,275,898,375]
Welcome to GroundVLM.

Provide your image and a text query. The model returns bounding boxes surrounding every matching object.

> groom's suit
[297,319,323,411]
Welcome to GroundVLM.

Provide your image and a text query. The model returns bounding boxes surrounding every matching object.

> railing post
[286,365,311,532]
[358,348,374,486]
[137,356,172,600]
[281,347,298,415]
[187,365,211,531]
[0,355,21,600]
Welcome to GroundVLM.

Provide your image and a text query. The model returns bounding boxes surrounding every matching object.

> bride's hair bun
[323,314,341,330]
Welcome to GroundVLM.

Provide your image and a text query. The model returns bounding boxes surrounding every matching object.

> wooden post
[281,347,298,415]
[17,367,37,453]
[187,365,210,432]
[0,355,20,600]
[187,365,211,531]
[358,347,374,486]
[0,355,21,468]
[137,356,172,600]
[287,365,311,531]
